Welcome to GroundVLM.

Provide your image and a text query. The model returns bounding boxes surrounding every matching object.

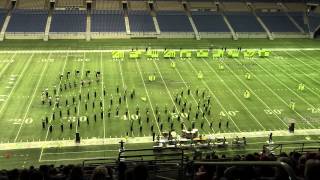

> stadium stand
[289,12,309,32]
[188,1,217,10]
[0,9,7,30]
[128,1,148,11]
[0,0,8,9]
[50,10,86,32]
[156,10,193,32]
[257,12,300,32]
[91,10,126,32]
[309,12,320,32]
[222,2,250,12]
[16,0,46,10]
[94,0,121,10]
[55,0,85,8]
[0,149,319,180]
[7,9,48,32]
[155,1,184,11]
[225,12,265,32]
[284,2,307,12]
[253,2,280,11]
[128,11,155,32]
[191,11,230,32]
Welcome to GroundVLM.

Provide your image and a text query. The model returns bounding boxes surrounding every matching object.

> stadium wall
[4,32,44,39]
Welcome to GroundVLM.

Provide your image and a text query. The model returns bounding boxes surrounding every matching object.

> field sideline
[0,42,319,168]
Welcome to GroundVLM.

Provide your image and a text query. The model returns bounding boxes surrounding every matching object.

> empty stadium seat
[7,9,48,32]
[128,11,155,32]
[0,9,7,30]
[257,12,300,32]
[91,10,126,32]
[309,12,320,32]
[156,11,193,32]
[191,11,229,32]
[225,12,265,32]
[289,12,309,32]
[50,10,86,32]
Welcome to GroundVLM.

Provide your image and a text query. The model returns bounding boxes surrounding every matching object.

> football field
[0,43,319,168]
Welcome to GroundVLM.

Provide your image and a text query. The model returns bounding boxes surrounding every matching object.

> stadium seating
[0,0,8,9]
[289,12,309,32]
[309,12,320,32]
[94,0,121,10]
[155,1,184,11]
[257,12,300,32]
[91,10,126,32]
[222,2,250,12]
[17,0,46,10]
[7,9,48,32]
[0,9,7,30]
[50,10,86,32]
[225,12,265,32]
[55,0,84,8]
[0,150,319,180]
[128,1,148,11]
[188,1,217,10]
[156,11,193,32]
[191,11,230,32]
[128,11,155,32]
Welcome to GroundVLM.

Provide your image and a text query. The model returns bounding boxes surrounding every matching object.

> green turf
[0,39,319,169]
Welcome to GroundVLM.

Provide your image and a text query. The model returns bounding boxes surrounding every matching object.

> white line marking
[14,53,51,142]
[201,59,266,130]
[0,54,34,116]
[135,59,161,133]
[169,58,215,134]
[75,52,86,133]
[39,52,69,162]
[100,52,106,142]
[0,53,16,79]
[231,58,307,128]
[186,60,241,132]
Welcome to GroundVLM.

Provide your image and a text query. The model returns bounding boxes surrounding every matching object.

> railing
[262,141,320,155]
[192,161,299,180]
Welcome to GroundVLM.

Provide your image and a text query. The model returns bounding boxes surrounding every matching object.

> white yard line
[216,59,289,128]
[0,53,17,79]
[201,59,266,130]
[0,53,34,116]
[117,60,133,136]
[284,51,320,74]
[152,60,188,130]
[39,52,69,162]
[231,58,308,128]
[100,52,106,141]
[0,128,318,151]
[169,58,215,134]
[186,60,241,132]
[251,58,317,116]
[75,53,86,133]
[135,59,161,133]
[265,53,320,99]
[14,53,51,142]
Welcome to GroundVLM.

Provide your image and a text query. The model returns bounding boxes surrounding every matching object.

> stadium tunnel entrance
[314,26,320,39]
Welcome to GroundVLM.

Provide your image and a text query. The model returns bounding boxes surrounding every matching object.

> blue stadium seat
[308,12,320,32]
[91,10,126,32]
[191,11,229,32]
[0,9,7,30]
[289,12,309,32]
[50,10,86,32]
[257,12,300,32]
[128,11,155,32]
[225,12,264,32]
[156,11,193,32]
[7,9,48,32]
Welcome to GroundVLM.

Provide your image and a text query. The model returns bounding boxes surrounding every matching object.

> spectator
[91,166,112,180]
[304,159,320,180]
